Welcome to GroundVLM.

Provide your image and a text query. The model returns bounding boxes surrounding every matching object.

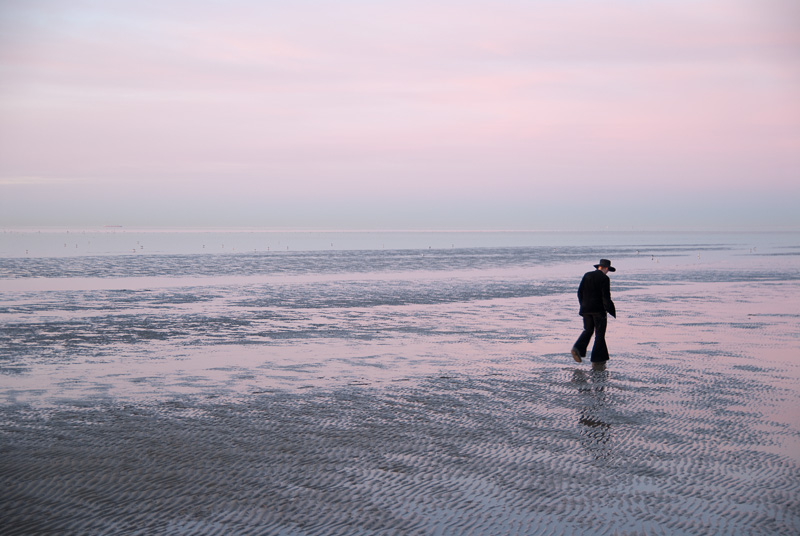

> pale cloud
[0,176,89,186]
[0,0,798,229]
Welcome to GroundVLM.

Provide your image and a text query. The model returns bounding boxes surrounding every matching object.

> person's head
[594,259,615,274]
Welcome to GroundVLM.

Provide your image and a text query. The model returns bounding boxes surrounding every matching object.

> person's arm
[603,275,616,317]
[577,275,585,304]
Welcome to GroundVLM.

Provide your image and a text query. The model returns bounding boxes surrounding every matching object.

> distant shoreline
[3,227,799,234]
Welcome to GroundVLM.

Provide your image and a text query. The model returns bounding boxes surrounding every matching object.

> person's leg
[590,313,609,362]
[573,314,595,358]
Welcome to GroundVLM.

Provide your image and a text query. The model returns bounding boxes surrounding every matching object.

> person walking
[571,259,616,364]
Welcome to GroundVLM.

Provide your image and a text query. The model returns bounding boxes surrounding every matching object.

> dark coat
[578,269,616,317]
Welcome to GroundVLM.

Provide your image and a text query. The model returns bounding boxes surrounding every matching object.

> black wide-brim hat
[594,259,616,272]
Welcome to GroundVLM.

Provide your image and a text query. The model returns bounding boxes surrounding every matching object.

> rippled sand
[2,274,799,535]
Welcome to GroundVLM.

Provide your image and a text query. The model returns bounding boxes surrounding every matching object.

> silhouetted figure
[571,259,616,363]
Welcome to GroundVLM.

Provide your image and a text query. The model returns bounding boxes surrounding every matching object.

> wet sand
[2,278,800,534]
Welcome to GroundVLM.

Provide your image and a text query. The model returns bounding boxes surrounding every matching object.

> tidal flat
[1,231,798,535]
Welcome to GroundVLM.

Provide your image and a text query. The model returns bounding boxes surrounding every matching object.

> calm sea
[1,229,798,403]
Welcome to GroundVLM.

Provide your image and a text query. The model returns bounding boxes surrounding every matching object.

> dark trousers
[574,313,609,362]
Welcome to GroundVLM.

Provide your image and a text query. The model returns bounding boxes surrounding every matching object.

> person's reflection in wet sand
[572,362,612,461]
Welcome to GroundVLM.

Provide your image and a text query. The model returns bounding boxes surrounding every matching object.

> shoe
[571,348,582,363]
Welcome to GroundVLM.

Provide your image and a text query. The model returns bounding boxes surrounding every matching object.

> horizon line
[2,226,799,234]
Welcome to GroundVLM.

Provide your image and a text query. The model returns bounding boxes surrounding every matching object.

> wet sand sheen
[2,348,799,535]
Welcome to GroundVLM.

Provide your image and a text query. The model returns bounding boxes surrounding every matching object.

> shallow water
[1,231,799,534]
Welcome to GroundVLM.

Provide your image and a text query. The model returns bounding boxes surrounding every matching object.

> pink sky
[1,0,798,229]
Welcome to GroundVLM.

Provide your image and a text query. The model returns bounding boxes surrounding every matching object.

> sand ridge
[2,349,799,535]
